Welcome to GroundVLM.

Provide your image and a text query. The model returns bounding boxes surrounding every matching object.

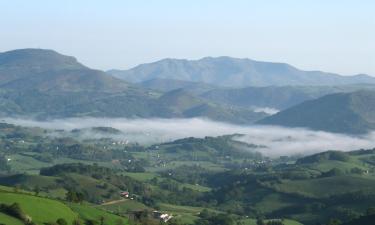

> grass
[0,173,60,196]
[69,203,128,225]
[158,203,222,224]
[7,153,51,174]
[124,171,211,192]
[0,192,77,224]
[0,212,24,225]
[271,175,375,198]
[180,183,212,192]
[124,172,159,181]
[254,193,297,214]
[240,218,303,225]
[0,184,30,194]
[99,199,150,213]
[306,160,369,173]
[7,152,123,174]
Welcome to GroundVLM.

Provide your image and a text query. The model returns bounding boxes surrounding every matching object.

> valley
[0,49,375,225]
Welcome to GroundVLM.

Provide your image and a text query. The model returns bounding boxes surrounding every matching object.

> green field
[0,212,24,225]
[7,153,122,174]
[69,203,128,225]
[0,192,77,224]
[271,175,375,198]
[306,160,369,173]
[240,218,303,225]
[158,203,222,224]
[99,199,150,213]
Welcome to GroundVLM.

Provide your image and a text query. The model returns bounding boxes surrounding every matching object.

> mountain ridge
[0,49,266,123]
[108,56,375,87]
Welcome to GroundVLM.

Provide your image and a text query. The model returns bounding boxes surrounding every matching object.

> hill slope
[258,91,375,134]
[108,56,375,87]
[0,49,129,92]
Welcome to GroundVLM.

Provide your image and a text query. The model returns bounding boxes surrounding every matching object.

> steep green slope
[258,91,375,134]
[0,49,129,93]
[0,192,77,224]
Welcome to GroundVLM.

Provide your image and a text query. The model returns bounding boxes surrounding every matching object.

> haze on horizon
[0,0,374,76]
[3,117,375,157]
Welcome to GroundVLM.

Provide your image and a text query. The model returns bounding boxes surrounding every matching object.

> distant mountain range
[138,78,375,111]
[0,49,265,123]
[2,48,375,134]
[258,90,375,134]
[109,56,375,87]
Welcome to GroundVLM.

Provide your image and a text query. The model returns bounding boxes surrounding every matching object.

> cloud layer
[2,117,375,157]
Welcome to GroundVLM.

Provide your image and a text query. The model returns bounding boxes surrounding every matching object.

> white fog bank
[2,117,375,157]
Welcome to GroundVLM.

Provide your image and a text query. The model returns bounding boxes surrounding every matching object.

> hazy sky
[0,0,374,75]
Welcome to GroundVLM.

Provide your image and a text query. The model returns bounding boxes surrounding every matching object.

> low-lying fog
[2,117,375,157]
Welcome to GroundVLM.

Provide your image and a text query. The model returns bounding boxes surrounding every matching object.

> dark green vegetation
[108,56,375,87]
[1,122,375,225]
[258,90,375,134]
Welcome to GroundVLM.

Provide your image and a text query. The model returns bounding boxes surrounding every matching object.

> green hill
[201,84,375,110]
[0,190,129,225]
[0,192,77,224]
[258,90,375,134]
[0,49,129,93]
[156,89,267,123]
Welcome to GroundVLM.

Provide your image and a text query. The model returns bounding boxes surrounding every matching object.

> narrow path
[101,198,128,206]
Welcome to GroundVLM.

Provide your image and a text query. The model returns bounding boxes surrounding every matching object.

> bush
[0,202,31,223]
[56,218,68,225]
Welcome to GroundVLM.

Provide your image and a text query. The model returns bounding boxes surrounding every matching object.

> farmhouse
[153,210,173,222]
[120,191,129,198]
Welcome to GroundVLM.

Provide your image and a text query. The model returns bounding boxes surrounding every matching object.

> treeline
[40,163,148,196]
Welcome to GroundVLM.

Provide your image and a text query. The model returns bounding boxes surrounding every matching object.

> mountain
[0,49,266,123]
[139,78,215,95]
[0,49,129,92]
[201,84,375,110]
[138,77,375,111]
[108,56,375,87]
[258,90,375,134]
[0,49,160,118]
[156,88,267,123]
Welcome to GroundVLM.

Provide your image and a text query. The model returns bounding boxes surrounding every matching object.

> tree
[56,218,68,225]
[327,219,342,225]
[33,185,40,196]
[366,206,375,215]
[72,219,82,225]
[256,218,265,225]
[266,220,284,225]
[99,216,105,225]
[115,219,125,225]
[66,190,84,203]
[84,220,97,225]
[0,155,10,172]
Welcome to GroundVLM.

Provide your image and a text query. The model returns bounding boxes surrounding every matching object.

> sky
[0,0,374,75]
